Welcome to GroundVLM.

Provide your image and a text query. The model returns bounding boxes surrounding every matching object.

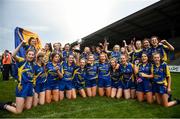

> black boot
[168,94,172,102]
[0,102,6,110]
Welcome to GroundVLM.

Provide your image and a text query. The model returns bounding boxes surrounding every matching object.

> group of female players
[0,35,179,114]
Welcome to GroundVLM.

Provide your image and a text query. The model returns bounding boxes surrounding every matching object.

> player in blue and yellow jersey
[73,58,87,98]
[98,53,111,97]
[110,58,122,99]
[44,43,52,64]
[86,54,98,97]
[142,38,152,60]
[109,45,121,62]
[62,43,73,61]
[45,52,63,103]
[3,40,35,114]
[132,40,142,65]
[81,47,91,60]
[134,53,153,104]
[150,36,174,62]
[152,52,179,107]
[59,54,78,100]
[33,52,46,107]
[119,54,135,99]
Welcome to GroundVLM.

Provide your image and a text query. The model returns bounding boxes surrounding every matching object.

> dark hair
[46,43,53,52]
[50,52,59,61]
[151,36,160,42]
[26,49,35,56]
[65,43,70,47]
[28,37,35,45]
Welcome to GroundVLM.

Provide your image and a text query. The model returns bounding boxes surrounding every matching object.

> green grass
[0,72,180,118]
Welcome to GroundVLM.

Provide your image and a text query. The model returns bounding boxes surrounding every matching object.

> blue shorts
[98,78,111,88]
[152,83,167,94]
[59,80,73,91]
[16,83,34,97]
[35,83,46,93]
[111,80,122,89]
[85,79,97,88]
[121,80,135,89]
[74,82,85,90]
[136,80,152,92]
[45,80,59,90]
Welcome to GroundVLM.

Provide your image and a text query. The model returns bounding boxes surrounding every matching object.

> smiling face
[88,55,94,64]
[68,55,74,64]
[153,53,161,65]
[141,53,148,63]
[99,53,106,63]
[64,44,70,51]
[143,39,150,48]
[151,37,159,47]
[30,38,37,46]
[110,59,116,67]
[80,59,86,68]
[113,45,120,52]
[135,40,142,49]
[53,54,60,63]
[120,55,127,65]
[26,50,35,62]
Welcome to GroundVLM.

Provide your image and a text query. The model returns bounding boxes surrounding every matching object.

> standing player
[150,36,174,62]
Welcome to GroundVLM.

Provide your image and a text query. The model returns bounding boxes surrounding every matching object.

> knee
[25,106,31,110]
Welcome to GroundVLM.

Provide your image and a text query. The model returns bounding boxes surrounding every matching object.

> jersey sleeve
[166,65,171,78]
[16,56,25,63]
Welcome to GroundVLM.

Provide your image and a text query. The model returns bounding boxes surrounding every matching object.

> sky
[0,0,159,53]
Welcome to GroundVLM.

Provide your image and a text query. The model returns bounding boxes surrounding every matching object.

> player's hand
[22,40,26,44]
[55,66,60,71]
[160,39,167,44]
[167,88,171,94]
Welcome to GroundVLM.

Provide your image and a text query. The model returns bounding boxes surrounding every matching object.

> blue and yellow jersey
[94,52,100,63]
[110,51,121,62]
[23,44,36,53]
[151,44,169,62]
[132,49,142,64]
[33,63,47,85]
[137,63,152,81]
[61,61,77,81]
[98,62,110,79]
[62,50,73,61]
[46,62,62,82]
[110,67,120,82]
[128,51,133,62]
[73,67,86,84]
[119,63,134,81]
[81,52,89,60]
[86,63,98,80]
[16,56,34,84]
[152,62,170,86]
[142,48,152,59]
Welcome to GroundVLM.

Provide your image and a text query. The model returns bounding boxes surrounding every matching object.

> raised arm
[12,40,26,61]
[161,39,174,51]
